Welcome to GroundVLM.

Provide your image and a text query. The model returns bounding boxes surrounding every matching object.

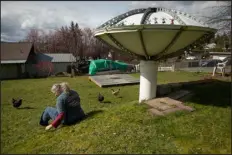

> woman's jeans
[39,106,85,126]
[39,107,60,126]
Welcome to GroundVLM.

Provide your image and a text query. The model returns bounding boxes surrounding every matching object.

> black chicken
[12,98,22,108]
[98,93,104,103]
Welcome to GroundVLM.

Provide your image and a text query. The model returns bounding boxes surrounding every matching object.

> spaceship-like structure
[94,7,217,103]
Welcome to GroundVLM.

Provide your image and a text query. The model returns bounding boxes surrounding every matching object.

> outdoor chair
[212,58,231,76]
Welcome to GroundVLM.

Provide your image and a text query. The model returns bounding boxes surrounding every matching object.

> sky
[1,1,228,42]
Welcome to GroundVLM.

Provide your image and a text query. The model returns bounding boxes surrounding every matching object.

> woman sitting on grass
[39,82,86,130]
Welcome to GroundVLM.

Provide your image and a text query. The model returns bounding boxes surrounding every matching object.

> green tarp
[89,59,128,75]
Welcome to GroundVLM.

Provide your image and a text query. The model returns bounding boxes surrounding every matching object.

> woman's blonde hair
[51,82,70,94]
[60,82,70,93]
[51,84,61,93]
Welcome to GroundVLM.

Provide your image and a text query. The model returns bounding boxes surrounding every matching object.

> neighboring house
[185,56,197,60]
[1,42,77,80]
[0,42,37,80]
[204,43,216,50]
[184,50,206,60]
[209,52,231,61]
[222,47,231,52]
[36,53,76,75]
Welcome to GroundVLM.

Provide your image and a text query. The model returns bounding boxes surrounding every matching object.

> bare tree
[58,26,71,53]
[25,29,41,52]
[69,21,84,61]
[200,1,231,33]
[22,22,137,62]
[82,27,103,58]
[39,30,50,53]
[26,29,40,42]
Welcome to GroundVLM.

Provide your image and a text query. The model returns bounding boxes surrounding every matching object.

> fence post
[172,64,175,72]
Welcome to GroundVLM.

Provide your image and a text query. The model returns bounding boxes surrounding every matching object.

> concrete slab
[89,74,140,87]
[162,107,183,114]
[146,100,173,111]
[146,90,195,116]
[159,97,195,112]
[159,97,183,107]
[148,108,164,116]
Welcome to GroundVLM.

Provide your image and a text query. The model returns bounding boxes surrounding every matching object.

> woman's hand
[45,124,53,131]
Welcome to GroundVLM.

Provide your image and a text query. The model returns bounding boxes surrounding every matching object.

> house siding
[0,43,38,80]
[1,50,76,79]
[27,62,71,77]
[52,62,71,74]
[0,64,20,80]
[212,56,227,60]
[25,64,39,77]
[35,53,75,76]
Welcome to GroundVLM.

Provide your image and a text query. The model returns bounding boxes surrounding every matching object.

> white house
[204,43,216,50]
[209,52,231,61]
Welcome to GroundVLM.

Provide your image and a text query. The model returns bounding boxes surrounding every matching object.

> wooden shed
[35,53,76,75]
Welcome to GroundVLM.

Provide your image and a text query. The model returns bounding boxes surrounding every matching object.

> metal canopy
[94,7,217,61]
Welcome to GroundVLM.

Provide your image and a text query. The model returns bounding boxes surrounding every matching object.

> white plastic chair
[135,64,140,72]
[212,58,230,76]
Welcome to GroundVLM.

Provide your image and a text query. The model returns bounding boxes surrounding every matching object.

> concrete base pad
[89,74,139,87]
[146,90,195,116]
[162,107,183,114]
[148,108,165,116]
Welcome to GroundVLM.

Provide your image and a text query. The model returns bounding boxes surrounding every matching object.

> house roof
[37,53,76,63]
[1,60,27,64]
[1,42,33,63]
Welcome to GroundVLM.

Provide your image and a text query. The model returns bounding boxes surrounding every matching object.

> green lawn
[1,71,231,154]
